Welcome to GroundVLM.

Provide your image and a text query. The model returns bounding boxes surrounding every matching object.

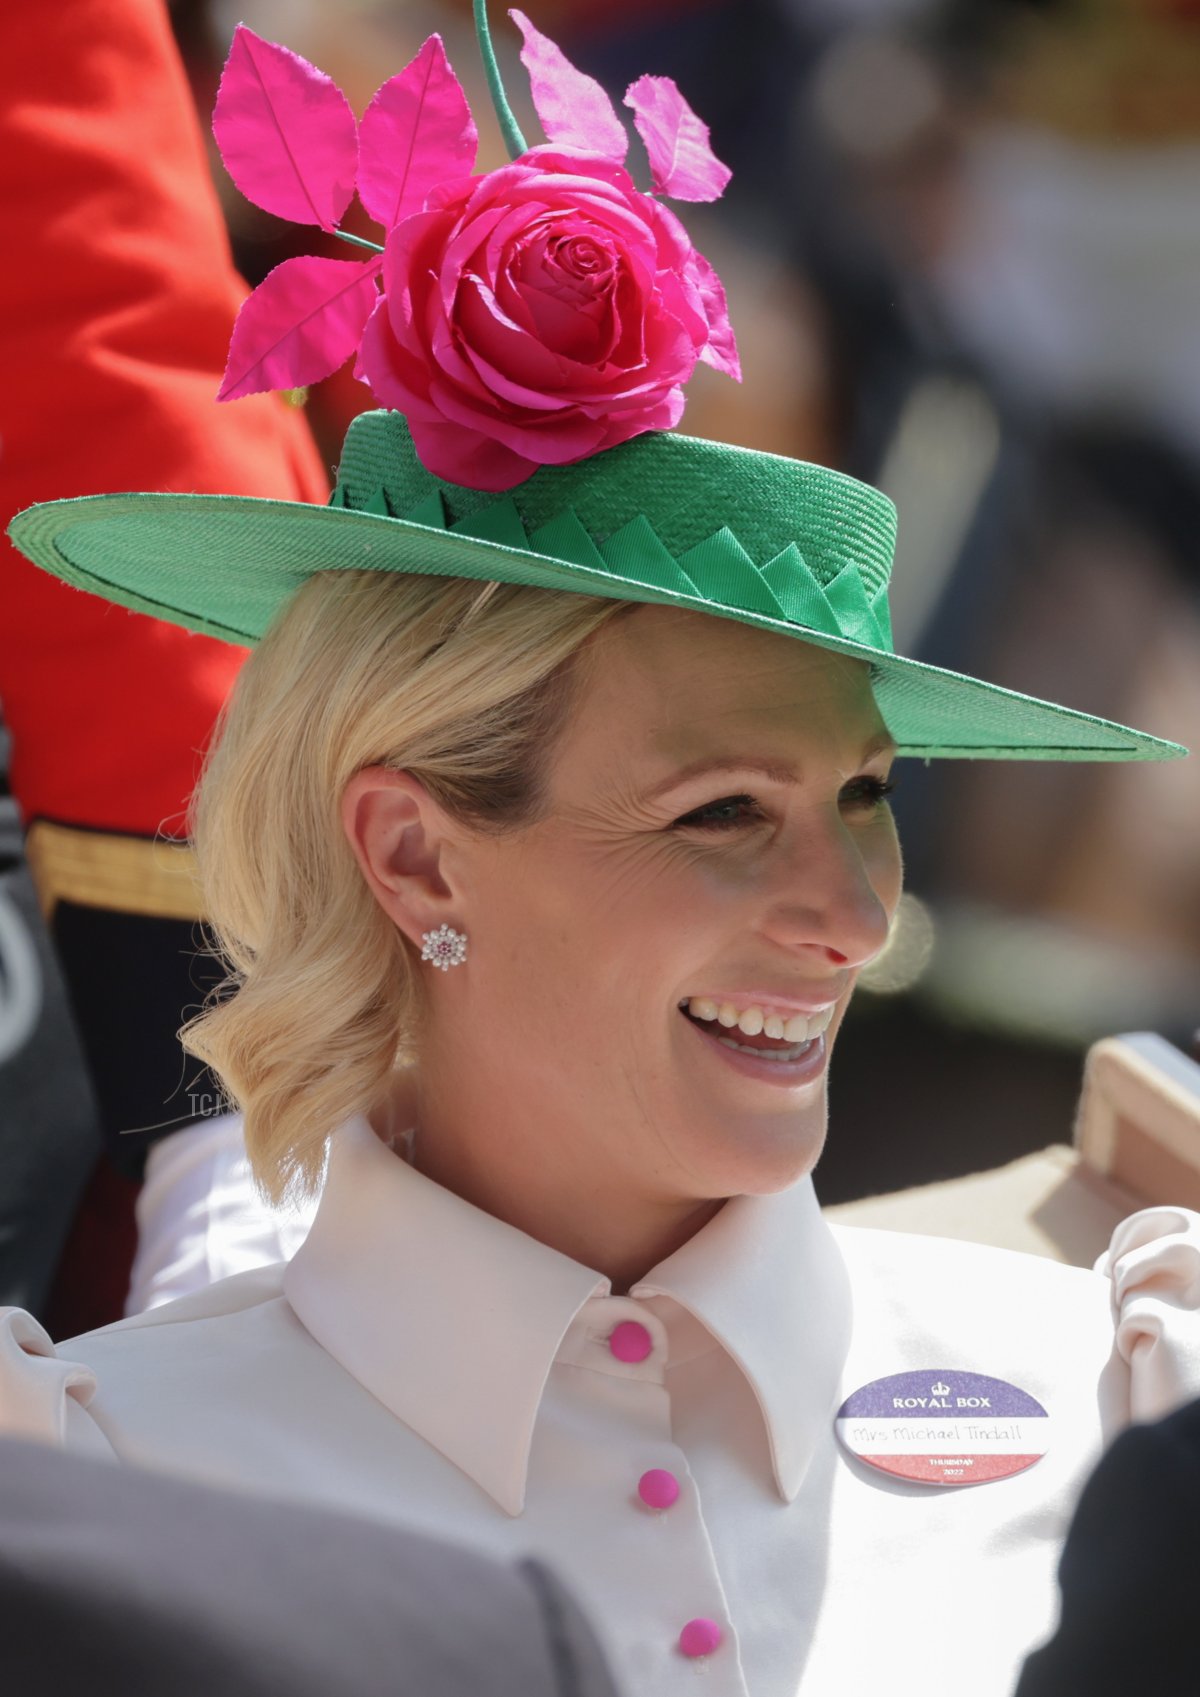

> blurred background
[3,0,1199,1243]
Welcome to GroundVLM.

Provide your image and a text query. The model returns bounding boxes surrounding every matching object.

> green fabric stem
[331,229,385,256]
[473,0,528,161]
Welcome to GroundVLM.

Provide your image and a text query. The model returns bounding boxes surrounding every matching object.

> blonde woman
[4,10,1199,1696]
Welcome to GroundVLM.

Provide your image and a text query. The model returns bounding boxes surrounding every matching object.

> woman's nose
[763,820,895,971]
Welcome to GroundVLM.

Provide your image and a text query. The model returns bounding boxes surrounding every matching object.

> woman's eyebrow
[641,735,897,803]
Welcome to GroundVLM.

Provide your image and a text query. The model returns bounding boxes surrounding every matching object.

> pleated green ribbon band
[328,412,898,653]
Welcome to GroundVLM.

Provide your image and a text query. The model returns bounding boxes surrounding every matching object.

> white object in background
[125,1112,319,1315]
[0,885,43,1068]
[1075,1033,1200,1212]
[937,130,1200,461]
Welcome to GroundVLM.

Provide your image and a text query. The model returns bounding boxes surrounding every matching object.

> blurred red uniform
[0,0,328,1327]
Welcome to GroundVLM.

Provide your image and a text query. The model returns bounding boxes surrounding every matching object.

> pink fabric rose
[355,147,731,490]
[211,17,738,492]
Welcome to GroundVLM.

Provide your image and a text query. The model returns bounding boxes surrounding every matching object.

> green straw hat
[5,3,1185,764]
[6,410,1184,761]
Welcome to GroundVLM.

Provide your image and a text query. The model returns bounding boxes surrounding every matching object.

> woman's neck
[396,1077,725,1291]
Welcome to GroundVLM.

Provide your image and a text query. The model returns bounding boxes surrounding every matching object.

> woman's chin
[666,1007,838,1185]
[677,1100,829,1200]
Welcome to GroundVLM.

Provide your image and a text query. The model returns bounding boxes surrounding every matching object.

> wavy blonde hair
[182,569,635,1203]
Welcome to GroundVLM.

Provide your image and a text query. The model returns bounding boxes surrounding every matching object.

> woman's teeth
[716,1033,811,1061]
[683,998,835,1044]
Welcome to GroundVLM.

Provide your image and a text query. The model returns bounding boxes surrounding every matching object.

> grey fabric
[0,864,99,1315]
[0,1439,621,1697]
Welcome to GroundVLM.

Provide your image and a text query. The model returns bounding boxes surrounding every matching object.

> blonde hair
[182,569,634,1203]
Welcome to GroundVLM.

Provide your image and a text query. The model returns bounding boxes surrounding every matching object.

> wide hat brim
[7,413,1185,763]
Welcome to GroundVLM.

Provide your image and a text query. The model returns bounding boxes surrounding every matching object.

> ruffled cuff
[0,1306,110,1453]
[1095,1207,1200,1422]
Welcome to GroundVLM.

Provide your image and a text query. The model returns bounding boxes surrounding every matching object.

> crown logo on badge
[931,1381,950,1397]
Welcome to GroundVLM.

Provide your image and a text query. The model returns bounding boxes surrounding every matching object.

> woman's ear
[340,767,458,943]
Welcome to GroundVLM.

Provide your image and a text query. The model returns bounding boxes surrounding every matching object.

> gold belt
[25,820,204,923]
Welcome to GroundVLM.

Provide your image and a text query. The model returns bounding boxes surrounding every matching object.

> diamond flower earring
[420,924,468,971]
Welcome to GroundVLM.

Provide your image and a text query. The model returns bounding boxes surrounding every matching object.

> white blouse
[2,1114,1198,1697]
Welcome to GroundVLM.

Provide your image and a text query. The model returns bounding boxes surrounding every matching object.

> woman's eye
[841,775,897,810]
[673,794,765,831]
[674,776,896,831]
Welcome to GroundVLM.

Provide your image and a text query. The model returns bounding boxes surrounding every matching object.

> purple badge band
[837,1369,1048,1421]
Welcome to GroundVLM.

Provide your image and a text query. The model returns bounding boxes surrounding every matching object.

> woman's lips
[679,1004,829,1088]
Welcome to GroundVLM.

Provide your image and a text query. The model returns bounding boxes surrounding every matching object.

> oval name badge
[835,1368,1050,1487]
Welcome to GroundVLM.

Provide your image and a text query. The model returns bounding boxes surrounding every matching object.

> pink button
[634,1466,682,1506]
[609,1320,653,1363]
[679,1618,723,1659]
[637,1468,681,1510]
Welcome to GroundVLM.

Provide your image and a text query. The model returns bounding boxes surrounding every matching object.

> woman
[3,9,1198,1695]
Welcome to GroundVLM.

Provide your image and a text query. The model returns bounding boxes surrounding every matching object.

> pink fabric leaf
[691,252,741,380]
[218,255,381,401]
[213,25,358,229]
[357,36,478,230]
[509,10,628,164]
[623,75,731,202]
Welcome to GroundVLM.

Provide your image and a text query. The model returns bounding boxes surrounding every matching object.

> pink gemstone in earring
[420,924,468,971]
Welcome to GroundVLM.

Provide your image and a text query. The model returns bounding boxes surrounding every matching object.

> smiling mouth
[678,1001,826,1061]
[677,1003,830,1085]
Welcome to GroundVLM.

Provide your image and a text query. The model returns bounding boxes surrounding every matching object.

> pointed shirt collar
[285,1116,851,1516]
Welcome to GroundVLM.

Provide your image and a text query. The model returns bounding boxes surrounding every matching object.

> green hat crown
[331,411,898,652]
